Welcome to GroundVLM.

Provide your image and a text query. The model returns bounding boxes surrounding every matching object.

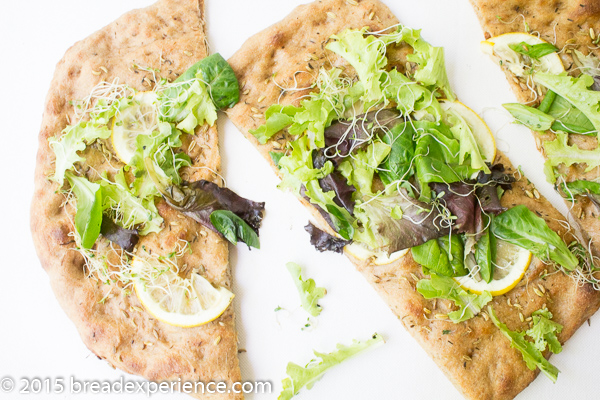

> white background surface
[0,0,596,399]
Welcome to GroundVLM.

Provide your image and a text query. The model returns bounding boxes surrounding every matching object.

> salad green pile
[251,26,578,291]
[502,50,600,196]
[50,54,263,263]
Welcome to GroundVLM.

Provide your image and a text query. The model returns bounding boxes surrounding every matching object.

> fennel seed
[507,298,512,307]
[184,51,193,57]
[326,12,336,19]
[423,307,431,314]
[250,107,259,113]
[368,11,375,20]
[435,314,448,320]
[214,336,222,345]
[257,96,266,103]
[481,311,489,321]
[410,273,419,282]
[519,312,524,322]
[92,70,101,76]
[346,0,358,4]
[252,113,263,118]
[591,28,596,40]
[100,66,108,73]
[538,284,545,294]
[462,355,472,362]
[525,190,534,198]
[534,288,544,297]
[533,189,540,199]
[526,317,533,322]
[242,89,250,95]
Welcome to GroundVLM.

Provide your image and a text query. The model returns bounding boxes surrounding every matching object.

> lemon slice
[132,257,234,327]
[440,100,497,163]
[345,242,409,266]
[481,32,564,77]
[454,240,532,296]
[111,91,159,164]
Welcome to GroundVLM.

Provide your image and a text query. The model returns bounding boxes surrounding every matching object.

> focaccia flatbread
[227,0,600,398]
[469,0,600,256]
[31,1,241,398]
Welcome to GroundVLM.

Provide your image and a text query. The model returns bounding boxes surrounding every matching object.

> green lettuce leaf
[526,307,563,354]
[65,172,103,249]
[286,262,326,317]
[100,170,163,235]
[503,103,555,131]
[378,122,416,185]
[534,72,600,133]
[563,180,600,202]
[382,26,455,100]
[249,105,300,144]
[543,132,600,173]
[326,28,386,103]
[445,107,490,173]
[492,205,578,270]
[338,141,390,196]
[416,274,491,323]
[50,122,112,185]
[488,306,560,382]
[383,69,442,120]
[278,333,383,400]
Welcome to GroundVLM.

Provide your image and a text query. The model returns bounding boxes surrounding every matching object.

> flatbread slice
[31,1,242,398]
[227,0,600,398]
[469,0,600,255]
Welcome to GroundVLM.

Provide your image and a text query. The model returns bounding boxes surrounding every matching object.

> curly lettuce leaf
[444,107,489,172]
[526,307,563,354]
[337,141,390,196]
[286,262,326,317]
[378,122,416,185]
[416,274,491,323]
[250,105,300,144]
[66,172,103,249]
[278,333,384,400]
[50,122,112,186]
[384,69,443,120]
[543,132,600,173]
[326,28,386,104]
[492,205,578,270]
[534,72,600,133]
[488,306,560,382]
[563,180,600,208]
[100,170,163,235]
[381,26,455,100]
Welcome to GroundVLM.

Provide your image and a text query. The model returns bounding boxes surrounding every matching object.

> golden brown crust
[30,1,241,398]
[227,1,600,399]
[469,0,600,255]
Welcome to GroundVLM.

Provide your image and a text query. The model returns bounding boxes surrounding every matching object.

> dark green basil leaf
[194,53,240,109]
[269,151,285,168]
[378,122,415,185]
[412,234,466,277]
[509,42,558,60]
[475,216,496,283]
[547,95,595,135]
[325,204,354,240]
[210,210,260,249]
[492,205,578,270]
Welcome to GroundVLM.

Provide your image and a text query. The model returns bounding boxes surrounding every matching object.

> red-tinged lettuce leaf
[323,109,400,160]
[100,217,139,252]
[304,222,350,253]
[354,190,450,253]
[312,149,356,214]
[430,182,476,234]
[476,163,516,215]
[162,180,265,234]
